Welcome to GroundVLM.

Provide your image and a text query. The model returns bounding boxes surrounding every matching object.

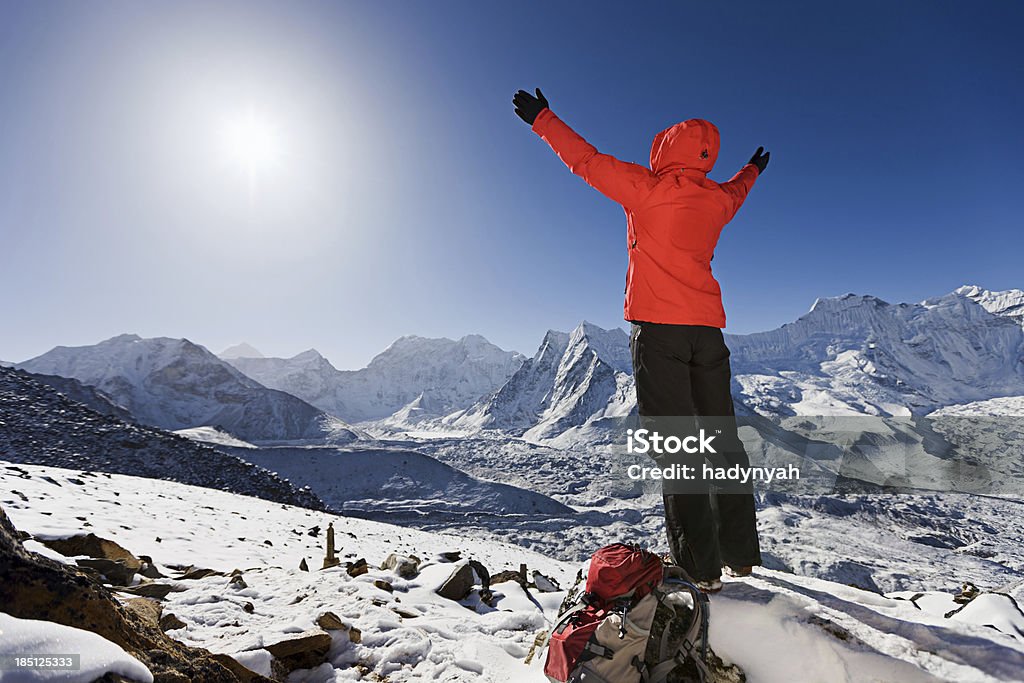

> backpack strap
[648,579,712,683]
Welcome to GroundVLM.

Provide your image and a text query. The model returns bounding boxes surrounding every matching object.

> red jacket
[532,109,759,328]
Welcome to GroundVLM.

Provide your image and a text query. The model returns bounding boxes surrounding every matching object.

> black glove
[749,146,770,174]
[513,88,549,125]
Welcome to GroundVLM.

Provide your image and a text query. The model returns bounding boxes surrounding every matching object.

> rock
[315,611,346,631]
[491,570,526,587]
[264,630,332,671]
[211,653,268,683]
[118,583,177,600]
[0,506,274,682]
[160,613,187,631]
[346,558,369,577]
[230,575,247,589]
[348,627,362,644]
[76,558,136,586]
[532,571,561,592]
[392,607,419,619]
[381,553,420,579]
[40,533,141,570]
[299,558,309,572]
[243,602,255,614]
[123,597,162,626]
[138,555,164,579]
[179,567,224,580]
[374,579,393,593]
[438,551,461,562]
[436,562,475,601]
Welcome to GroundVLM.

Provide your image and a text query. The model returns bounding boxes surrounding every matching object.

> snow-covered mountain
[449,322,634,442]
[727,290,1024,416]
[228,335,525,423]
[17,334,359,443]
[958,284,1024,328]
[437,288,1024,444]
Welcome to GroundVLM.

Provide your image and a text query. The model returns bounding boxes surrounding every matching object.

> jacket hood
[649,119,720,174]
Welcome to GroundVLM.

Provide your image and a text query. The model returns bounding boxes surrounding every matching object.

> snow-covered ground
[4,462,1024,682]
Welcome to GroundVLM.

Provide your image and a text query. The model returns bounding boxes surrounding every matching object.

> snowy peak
[568,321,632,373]
[956,284,1024,327]
[218,342,265,359]
[728,287,1024,415]
[454,321,634,440]
[228,334,525,423]
[17,335,356,443]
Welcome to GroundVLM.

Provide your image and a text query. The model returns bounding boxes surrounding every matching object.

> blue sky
[1,1,1021,368]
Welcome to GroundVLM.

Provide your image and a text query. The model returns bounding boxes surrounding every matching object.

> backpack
[544,543,711,683]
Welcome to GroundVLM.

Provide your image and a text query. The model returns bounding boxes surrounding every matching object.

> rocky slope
[0,366,325,510]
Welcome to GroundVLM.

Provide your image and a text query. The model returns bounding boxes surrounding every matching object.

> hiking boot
[724,565,753,578]
[694,577,723,594]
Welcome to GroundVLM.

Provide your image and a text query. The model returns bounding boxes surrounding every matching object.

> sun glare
[221,109,282,173]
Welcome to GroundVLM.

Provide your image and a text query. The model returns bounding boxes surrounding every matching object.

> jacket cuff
[531,108,556,136]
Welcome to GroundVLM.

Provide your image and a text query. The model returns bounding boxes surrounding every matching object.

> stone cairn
[322,522,341,569]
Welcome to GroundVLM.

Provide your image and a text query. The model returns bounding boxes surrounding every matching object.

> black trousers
[630,322,761,581]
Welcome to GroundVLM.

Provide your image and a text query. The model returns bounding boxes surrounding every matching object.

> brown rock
[211,653,267,683]
[346,558,369,577]
[373,579,393,593]
[76,558,136,586]
[160,613,187,632]
[264,630,332,671]
[491,569,526,587]
[179,567,224,580]
[315,611,346,630]
[348,627,362,644]
[119,583,177,600]
[39,533,141,570]
[436,562,475,601]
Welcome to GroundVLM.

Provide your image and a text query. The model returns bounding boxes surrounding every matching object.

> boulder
[39,533,141,570]
[264,630,332,671]
[436,562,475,601]
[381,553,420,579]
[316,611,347,631]
[346,558,369,577]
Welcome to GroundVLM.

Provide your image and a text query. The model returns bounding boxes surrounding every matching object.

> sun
[221,108,282,173]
